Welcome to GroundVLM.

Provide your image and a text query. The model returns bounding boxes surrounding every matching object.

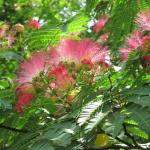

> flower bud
[14,23,25,32]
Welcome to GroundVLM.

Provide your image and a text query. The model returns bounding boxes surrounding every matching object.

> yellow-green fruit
[94,133,109,147]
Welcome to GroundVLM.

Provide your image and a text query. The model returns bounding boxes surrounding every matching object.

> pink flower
[48,63,74,89]
[93,15,108,33]
[16,51,47,85]
[119,30,143,60]
[47,47,60,66]
[57,38,109,66]
[57,38,79,63]
[0,27,6,38]
[97,32,109,44]
[6,34,16,47]
[136,10,150,31]
[126,30,143,49]
[0,24,8,38]
[16,93,33,112]
[119,47,133,60]
[91,46,110,68]
[28,19,41,29]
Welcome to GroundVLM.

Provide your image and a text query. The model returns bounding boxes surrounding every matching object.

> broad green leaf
[30,139,54,150]
[66,15,88,33]
[124,86,150,95]
[0,99,12,109]
[0,50,22,61]
[103,112,125,137]
[125,95,150,107]
[39,122,76,147]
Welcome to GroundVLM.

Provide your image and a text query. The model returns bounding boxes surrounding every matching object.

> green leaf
[124,118,139,125]
[39,122,76,147]
[124,86,150,95]
[25,28,62,49]
[77,100,103,126]
[31,96,56,113]
[85,110,109,132]
[0,99,12,110]
[0,50,22,61]
[9,133,39,150]
[103,112,125,137]
[30,139,54,150]
[125,95,150,107]
[126,104,150,133]
[66,14,88,33]
[127,126,149,139]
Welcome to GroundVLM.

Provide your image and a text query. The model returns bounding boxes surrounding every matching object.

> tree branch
[85,143,150,150]
[85,144,131,150]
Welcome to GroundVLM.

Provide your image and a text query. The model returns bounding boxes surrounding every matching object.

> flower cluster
[28,19,41,29]
[0,18,40,49]
[15,37,110,111]
[119,9,150,65]
[93,15,108,33]
[0,22,16,48]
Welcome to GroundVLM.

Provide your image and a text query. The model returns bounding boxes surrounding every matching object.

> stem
[85,144,131,150]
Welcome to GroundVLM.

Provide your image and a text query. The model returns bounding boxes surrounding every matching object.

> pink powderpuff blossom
[57,38,79,63]
[48,63,74,89]
[93,15,108,33]
[47,47,60,67]
[0,23,9,38]
[136,9,150,31]
[97,32,109,44]
[16,93,33,112]
[126,30,143,49]
[6,34,16,47]
[16,51,47,85]
[0,27,6,38]
[28,18,41,29]
[119,30,143,60]
[119,47,133,60]
[91,46,110,68]
[57,38,109,66]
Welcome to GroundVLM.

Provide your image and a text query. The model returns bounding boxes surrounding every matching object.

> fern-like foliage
[85,110,109,132]
[25,14,88,50]
[127,126,149,139]
[24,28,62,50]
[126,104,150,134]
[77,100,103,126]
